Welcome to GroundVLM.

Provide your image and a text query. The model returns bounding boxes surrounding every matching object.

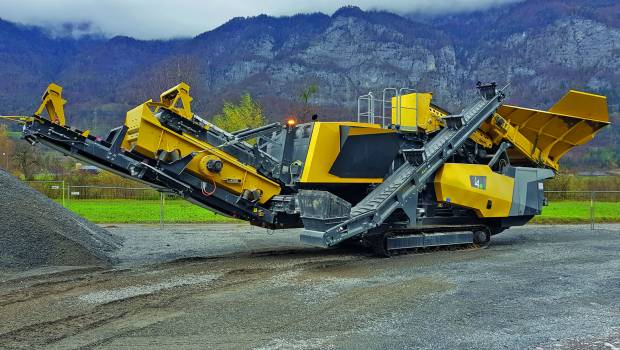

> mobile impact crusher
[2,82,609,255]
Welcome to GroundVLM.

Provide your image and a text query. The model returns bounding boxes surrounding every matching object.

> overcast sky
[0,0,520,40]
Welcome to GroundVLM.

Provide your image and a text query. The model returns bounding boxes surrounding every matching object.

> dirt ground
[0,224,618,350]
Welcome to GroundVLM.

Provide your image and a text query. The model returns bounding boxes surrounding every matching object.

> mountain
[0,1,618,167]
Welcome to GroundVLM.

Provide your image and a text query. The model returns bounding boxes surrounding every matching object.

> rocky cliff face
[203,9,458,111]
[0,1,618,129]
[457,17,620,109]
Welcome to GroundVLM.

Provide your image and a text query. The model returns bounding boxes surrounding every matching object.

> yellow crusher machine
[2,82,609,255]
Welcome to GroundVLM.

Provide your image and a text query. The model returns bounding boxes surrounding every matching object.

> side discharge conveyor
[1,80,609,255]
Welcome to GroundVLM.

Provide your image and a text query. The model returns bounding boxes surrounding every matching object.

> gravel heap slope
[0,170,121,270]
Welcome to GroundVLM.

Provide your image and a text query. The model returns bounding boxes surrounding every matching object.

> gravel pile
[0,170,121,270]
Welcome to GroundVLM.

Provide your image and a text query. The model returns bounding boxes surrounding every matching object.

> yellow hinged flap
[548,90,608,123]
[497,90,609,164]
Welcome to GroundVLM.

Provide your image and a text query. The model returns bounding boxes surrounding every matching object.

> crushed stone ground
[0,224,617,349]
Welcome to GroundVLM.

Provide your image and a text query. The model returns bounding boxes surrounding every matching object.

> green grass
[7,131,21,138]
[532,201,620,224]
[58,199,238,224]
[55,199,620,225]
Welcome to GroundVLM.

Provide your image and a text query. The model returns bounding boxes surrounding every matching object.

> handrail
[357,87,420,129]
[382,88,398,128]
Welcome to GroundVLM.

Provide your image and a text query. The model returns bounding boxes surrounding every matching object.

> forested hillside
[0,0,618,169]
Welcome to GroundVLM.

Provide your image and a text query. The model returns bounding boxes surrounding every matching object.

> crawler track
[367,227,491,257]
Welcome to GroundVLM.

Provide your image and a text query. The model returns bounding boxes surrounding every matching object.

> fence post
[590,191,594,230]
[160,192,165,229]
[61,180,66,207]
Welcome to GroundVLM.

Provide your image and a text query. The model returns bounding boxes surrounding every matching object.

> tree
[0,125,14,171]
[212,93,265,133]
[40,152,71,178]
[298,84,318,121]
[12,142,43,180]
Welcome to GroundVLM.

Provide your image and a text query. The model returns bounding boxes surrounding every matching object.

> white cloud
[0,0,521,40]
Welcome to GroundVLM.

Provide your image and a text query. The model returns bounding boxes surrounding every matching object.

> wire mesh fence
[23,181,620,229]
[545,190,620,202]
[543,190,620,229]
[65,185,160,200]
[24,181,188,228]
[25,180,66,204]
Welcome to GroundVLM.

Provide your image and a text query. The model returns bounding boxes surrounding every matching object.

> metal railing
[357,87,421,130]
[357,92,384,126]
